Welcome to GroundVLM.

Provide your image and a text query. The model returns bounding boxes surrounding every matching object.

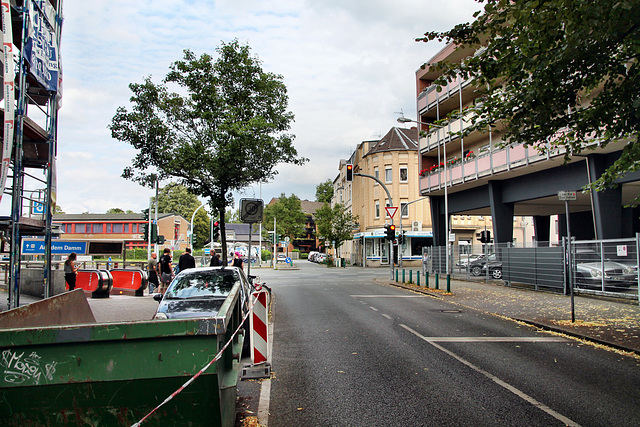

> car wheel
[491,268,503,279]
[471,266,482,276]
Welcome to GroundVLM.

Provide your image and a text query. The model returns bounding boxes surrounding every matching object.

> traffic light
[157,235,165,244]
[398,230,406,245]
[142,224,149,241]
[142,208,149,221]
[192,233,197,248]
[151,223,158,243]
[212,221,219,241]
[346,163,353,181]
[384,224,396,240]
[477,230,491,243]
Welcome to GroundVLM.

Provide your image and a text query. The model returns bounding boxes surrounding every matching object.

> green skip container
[0,285,246,426]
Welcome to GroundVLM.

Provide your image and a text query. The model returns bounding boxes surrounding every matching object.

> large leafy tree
[419,0,640,200]
[315,203,357,251]
[110,40,306,262]
[262,194,307,244]
[315,179,334,203]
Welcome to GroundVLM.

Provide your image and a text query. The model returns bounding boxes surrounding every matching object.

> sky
[18,0,482,215]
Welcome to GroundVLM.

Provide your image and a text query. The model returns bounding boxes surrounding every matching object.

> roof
[53,213,181,222]
[268,199,324,216]
[366,127,419,155]
[225,223,260,238]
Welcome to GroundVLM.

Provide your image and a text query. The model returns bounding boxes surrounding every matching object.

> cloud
[8,0,481,215]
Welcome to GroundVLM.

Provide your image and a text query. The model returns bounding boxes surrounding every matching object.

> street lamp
[397,115,450,275]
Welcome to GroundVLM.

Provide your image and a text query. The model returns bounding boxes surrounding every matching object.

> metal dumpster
[0,280,246,426]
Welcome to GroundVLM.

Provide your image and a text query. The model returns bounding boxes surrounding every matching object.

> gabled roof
[366,127,419,155]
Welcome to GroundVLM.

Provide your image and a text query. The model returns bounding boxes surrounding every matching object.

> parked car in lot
[574,261,636,290]
[153,266,253,320]
[456,253,483,267]
[469,254,503,279]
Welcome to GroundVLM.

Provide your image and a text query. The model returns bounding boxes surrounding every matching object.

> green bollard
[417,272,420,287]
[402,269,406,283]
[409,270,413,284]
[395,269,398,282]
[425,271,429,288]
[435,273,439,290]
[447,274,451,292]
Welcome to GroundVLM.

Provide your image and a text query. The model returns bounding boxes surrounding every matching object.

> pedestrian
[147,252,159,293]
[64,252,79,291]
[231,251,243,269]
[158,248,173,294]
[209,252,222,267]
[178,247,196,272]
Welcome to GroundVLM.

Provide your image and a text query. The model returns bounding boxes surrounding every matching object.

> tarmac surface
[1,272,640,357]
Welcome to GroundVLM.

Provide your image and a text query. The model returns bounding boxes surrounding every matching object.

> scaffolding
[1,0,63,309]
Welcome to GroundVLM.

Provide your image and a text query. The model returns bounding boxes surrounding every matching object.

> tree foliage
[109,40,306,262]
[315,179,334,203]
[262,194,307,241]
[314,203,357,250]
[418,0,640,198]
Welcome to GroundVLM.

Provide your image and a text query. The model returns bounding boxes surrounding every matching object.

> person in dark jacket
[209,252,222,266]
[178,247,196,272]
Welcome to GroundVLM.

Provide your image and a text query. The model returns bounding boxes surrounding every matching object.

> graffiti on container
[0,349,57,385]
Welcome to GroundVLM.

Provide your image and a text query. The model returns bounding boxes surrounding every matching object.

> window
[399,166,408,183]
[374,167,379,185]
[375,201,380,219]
[385,167,393,184]
[112,223,124,233]
[107,223,112,233]
[75,223,85,233]
[93,223,103,233]
[401,202,409,218]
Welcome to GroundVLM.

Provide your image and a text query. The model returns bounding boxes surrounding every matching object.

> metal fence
[425,236,640,302]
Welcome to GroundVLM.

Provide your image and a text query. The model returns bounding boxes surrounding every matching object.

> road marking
[401,324,580,427]
[369,306,379,312]
[351,295,429,298]
[382,314,393,320]
[418,336,567,343]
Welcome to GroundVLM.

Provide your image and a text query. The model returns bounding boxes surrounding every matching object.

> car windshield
[165,270,240,300]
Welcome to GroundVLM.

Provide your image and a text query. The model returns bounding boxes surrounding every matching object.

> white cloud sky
[11,0,482,215]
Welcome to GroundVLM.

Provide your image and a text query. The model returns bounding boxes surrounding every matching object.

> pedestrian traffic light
[212,221,219,241]
[385,224,395,240]
[150,223,158,243]
[346,163,353,181]
[157,235,165,244]
[142,224,149,241]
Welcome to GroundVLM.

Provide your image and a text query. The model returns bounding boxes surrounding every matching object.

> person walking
[147,252,159,293]
[178,247,196,272]
[158,248,173,294]
[209,252,222,267]
[231,252,244,269]
[64,252,79,291]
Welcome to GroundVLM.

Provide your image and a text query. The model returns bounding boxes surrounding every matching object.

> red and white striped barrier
[250,290,269,364]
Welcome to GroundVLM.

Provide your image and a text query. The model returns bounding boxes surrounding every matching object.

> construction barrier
[74,270,113,298]
[250,289,269,364]
[110,269,148,296]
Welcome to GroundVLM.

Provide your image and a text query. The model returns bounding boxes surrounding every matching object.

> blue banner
[24,0,59,92]
[22,240,87,255]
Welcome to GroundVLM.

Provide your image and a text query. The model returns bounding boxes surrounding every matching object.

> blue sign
[22,240,87,255]
[33,201,45,214]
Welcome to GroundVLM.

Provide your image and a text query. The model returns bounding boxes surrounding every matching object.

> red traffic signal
[385,224,396,240]
[346,163,353,181]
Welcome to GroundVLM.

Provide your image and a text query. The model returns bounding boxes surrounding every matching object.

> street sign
[449,233,456,242]
[22,240,87,255]
[557,191,577,201]
[385,206,398,218]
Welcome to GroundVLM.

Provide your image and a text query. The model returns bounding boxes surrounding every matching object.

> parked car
[469,254,503,279]
[153,266,253,320]
[315,253,327,263]
[308,251,318,262]
[456,253,483,267]
[276,253,287,263]
[574,261,636,290]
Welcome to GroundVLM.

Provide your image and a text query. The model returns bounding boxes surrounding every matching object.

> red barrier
[73,270,113,298]
[110,269,148,296]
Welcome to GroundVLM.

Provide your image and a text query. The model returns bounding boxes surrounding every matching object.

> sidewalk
[382,277,640,356]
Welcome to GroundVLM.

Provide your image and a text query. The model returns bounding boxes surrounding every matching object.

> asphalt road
[254,262,640,427]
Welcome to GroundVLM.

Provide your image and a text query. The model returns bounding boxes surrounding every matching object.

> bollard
[447,274,451,292]
[417,272,420,287]
[395,269,398,282]
[409,270,413,284]
[425,271,429,288]
[435,273,439,290]
[402,269,406,284]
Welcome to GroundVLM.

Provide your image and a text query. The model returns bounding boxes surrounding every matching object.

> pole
[154,180,159,253]
[273,217,277,270]
[565,200,575,323]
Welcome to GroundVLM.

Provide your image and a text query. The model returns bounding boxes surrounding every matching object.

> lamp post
[397,115,449,276]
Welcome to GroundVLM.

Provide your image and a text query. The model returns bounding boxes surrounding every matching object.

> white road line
[400,324,580,427]
[419,336,567,343]
[382,314,393,320]
[369,306,379,312]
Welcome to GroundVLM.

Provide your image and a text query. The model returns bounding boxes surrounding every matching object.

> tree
[109,40,306,263]
[314,203,357,252]
[152,183,209,249]
[315,180,334,203]
[106,208,125,214]
[262,194,307,244]
[418,0,640,201]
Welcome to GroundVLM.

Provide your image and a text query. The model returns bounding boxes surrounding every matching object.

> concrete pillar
[588,154,623,239]
[488,181,514,244]
[429,195,447,246]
